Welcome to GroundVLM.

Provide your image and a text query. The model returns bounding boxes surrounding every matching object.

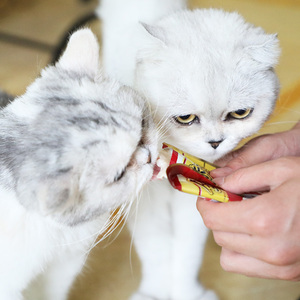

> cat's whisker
[90,199,134,250]
[155,117,172,140]
[149,103,161,119]
[265,120,299,127]
[51,228,101,250]
[269,121,299,125]
[127,189,146,275]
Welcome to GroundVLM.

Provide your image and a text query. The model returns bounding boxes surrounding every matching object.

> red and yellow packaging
[162,143,256,203]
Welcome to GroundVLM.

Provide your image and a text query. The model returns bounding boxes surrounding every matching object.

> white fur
[97,0,187,86]
[135,9,279,162]
[0,186,106,300]
[100,2,280,300]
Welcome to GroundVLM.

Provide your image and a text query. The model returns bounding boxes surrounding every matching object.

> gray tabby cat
[0,28,157,300]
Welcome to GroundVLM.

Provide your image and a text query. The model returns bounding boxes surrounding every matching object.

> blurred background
[1,0,300,299]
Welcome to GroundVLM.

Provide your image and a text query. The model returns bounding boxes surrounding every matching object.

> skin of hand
[196,122,300,280]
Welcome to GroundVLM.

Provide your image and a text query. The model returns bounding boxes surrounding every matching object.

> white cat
[99,1,280,300]
[0,29,157,300]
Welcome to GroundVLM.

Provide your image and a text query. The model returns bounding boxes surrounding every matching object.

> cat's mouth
[151,149,171,180]
[151,163,161,180]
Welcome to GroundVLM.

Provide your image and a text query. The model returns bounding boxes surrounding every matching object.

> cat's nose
[208,139,223,149]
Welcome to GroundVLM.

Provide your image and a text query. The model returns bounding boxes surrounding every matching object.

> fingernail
[213,177,224,186]
[210,167,233,178]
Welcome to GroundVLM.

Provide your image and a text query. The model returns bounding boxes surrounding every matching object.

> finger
[197,198,257,234]
[218,129,300,173]
[199,181,300,239]
[211,136,275,178]
[214,149,242,168]
[210,167,233,178]
[213,231,260,260]
[198,190,284,235]
[213,157,300,195]
[220,248,300,281]
[226,137,274,170]
[215,135,272,171]
[212,231,298,266]
[214,132,296,177]
[293,121,300,129]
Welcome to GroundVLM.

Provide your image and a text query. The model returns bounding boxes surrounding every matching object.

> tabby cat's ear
[57,28,99,78]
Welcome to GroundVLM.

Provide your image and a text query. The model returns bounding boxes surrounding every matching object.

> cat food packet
[161,143,257,202]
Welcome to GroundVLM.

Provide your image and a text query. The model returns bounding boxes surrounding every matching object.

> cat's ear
[246,33,280,68]
[57,28,100,77]
[141,22,167,45]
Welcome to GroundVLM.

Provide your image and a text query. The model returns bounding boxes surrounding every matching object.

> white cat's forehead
[154,56,256,116]
[137,9,279,117]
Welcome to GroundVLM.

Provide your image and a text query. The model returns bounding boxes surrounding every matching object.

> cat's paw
[129,292,160,300]
[198,290,219,300]
[129,290,218,300]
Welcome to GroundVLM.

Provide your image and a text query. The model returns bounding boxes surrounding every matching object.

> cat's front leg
[128,180,219,300]
[170,192,219,300]
[128,180,174,299]
[25,249,88,300]
[0,290,23,300]
[130,291,218,300]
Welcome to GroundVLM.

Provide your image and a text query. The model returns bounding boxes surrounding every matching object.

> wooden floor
[1,0,300,299]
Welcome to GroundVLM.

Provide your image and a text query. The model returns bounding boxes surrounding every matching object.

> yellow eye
[228,108,253,120]
[174,114,198,125]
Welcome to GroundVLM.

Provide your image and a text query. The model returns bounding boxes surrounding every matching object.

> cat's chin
[203,152,227,164]
[184,148,228,164]
[186,143,238,164]
[151,163,162,180]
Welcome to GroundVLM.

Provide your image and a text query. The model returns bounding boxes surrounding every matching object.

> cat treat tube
[157,143,258,202]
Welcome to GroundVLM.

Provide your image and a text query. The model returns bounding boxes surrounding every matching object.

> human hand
[211,121,300,179]
[197,156,300,280]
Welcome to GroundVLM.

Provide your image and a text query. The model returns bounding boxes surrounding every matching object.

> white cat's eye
[174,114,199,125]
[228,108,253,120]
